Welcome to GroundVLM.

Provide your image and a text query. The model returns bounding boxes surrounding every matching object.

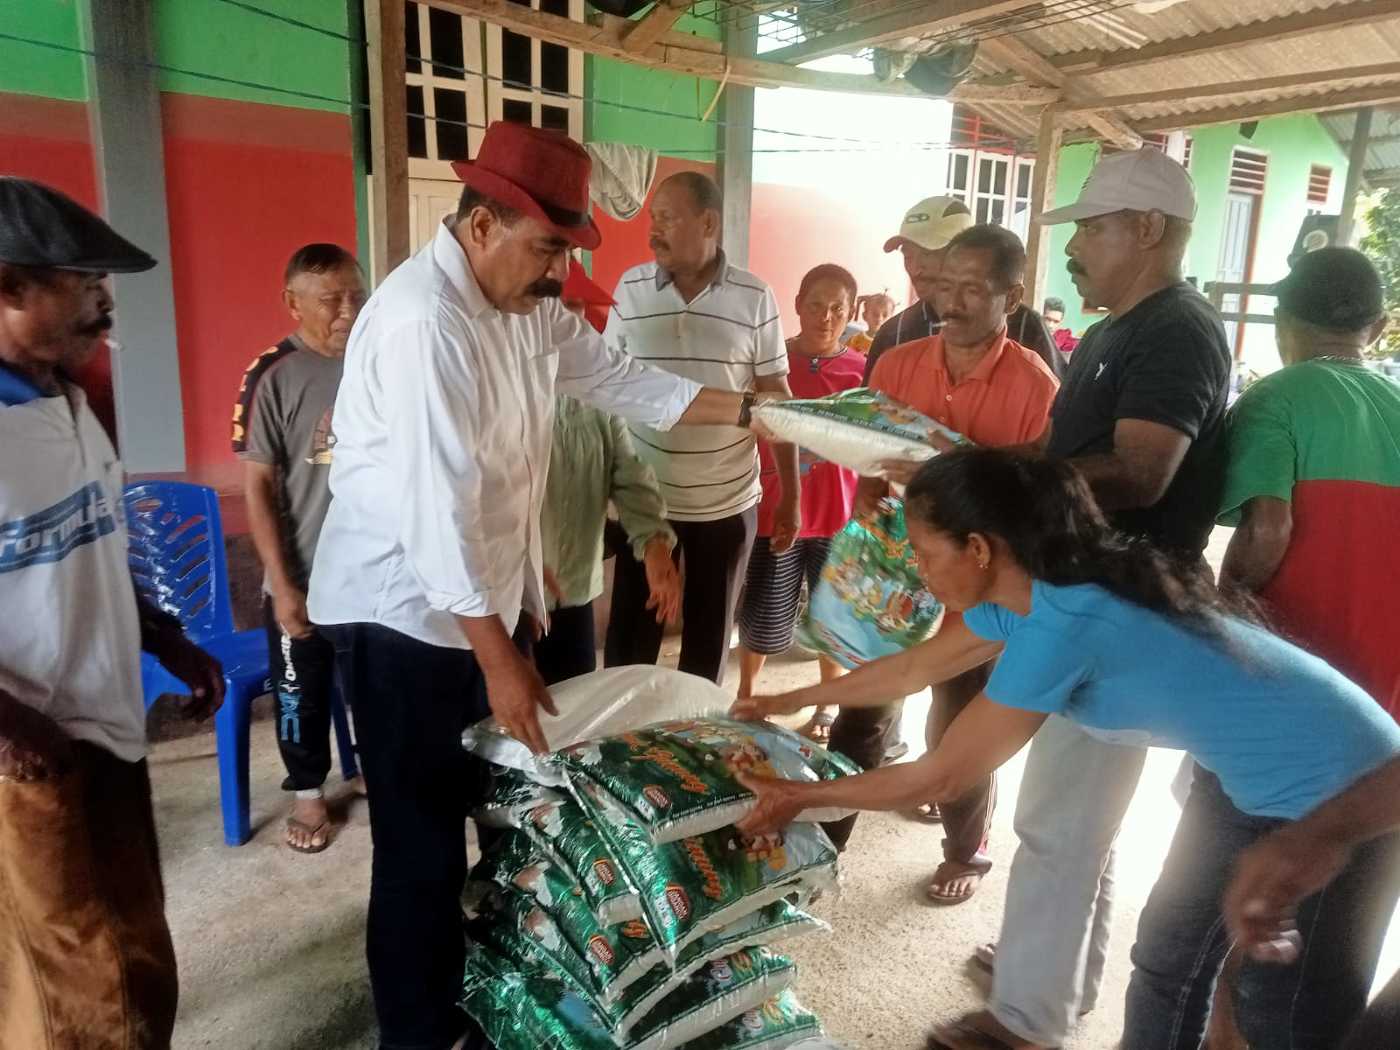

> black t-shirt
[1048,282,1231,557]
[862,299,1064,382]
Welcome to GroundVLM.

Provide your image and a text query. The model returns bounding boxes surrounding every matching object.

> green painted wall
[586,16,719,159]
[1045,114,1349,366]
[154,0,355,113]
[0,0,87,101]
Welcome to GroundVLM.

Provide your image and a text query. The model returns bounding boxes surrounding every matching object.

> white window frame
[946,149,1035,238]
[403,0,583,182]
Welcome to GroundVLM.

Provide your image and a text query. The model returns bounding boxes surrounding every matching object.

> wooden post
[716,19,757,269]
[1025,114,1063,314]
[1339,105,1374,247]
[366,0,410,283]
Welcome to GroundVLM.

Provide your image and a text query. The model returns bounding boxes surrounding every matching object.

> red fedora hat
[451,122,601,251]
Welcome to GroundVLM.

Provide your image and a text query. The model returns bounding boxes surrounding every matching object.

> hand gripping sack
[796,499,942,669]
[751,388,965,478]
[553,718,859,843]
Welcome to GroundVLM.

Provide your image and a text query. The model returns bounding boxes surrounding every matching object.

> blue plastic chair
[124,481,359,846]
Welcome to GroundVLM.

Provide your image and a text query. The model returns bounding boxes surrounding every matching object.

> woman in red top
[737,264,868,740]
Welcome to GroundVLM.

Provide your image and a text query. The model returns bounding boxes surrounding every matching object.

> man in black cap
[0,177,224,1048]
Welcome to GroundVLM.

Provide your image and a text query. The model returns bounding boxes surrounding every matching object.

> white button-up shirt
[308,222,701,650]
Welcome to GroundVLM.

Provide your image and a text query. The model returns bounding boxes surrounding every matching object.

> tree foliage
[1359,188,1400,357]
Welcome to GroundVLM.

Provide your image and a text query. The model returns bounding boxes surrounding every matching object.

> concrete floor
[154,642,1183,1050]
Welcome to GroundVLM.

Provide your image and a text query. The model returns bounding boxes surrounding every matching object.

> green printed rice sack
[475,772,567,829]
[521,795,644,926]
[796,499,942,669]
[570,782,838,961]
[469,880,663,1005]
[751,388,965,479]
[462,945,796,1050]
[678,990,822,1050]
[553,718,859,844]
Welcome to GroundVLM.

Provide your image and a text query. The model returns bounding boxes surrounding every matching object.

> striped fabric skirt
[737,536,832,655]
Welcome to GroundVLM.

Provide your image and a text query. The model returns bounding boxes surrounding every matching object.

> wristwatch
[737,392,757,428]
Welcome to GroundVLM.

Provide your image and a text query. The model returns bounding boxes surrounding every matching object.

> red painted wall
[160,95,357,471]
[590,155,714,298]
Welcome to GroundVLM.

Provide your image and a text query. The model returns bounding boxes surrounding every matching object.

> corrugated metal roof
[1319,107,1400,179]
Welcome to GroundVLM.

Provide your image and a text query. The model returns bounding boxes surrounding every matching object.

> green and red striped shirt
[1220,359,1400,721]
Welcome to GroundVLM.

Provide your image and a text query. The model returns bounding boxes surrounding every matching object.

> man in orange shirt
[825,223,1058,904]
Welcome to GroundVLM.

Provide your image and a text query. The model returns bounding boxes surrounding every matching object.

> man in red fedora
[307,121,765,1050]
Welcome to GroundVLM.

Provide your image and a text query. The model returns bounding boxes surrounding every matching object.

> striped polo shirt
[605,256,787,522]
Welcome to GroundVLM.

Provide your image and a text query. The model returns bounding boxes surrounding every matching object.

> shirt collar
[932,329,1009,386]
[655,250,729,292]
[0,363,47,406]
[433,220,495,320]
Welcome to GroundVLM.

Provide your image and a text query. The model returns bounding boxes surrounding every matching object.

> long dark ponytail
[905,448,1254,636]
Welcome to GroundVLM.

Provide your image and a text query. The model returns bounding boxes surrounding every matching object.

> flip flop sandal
[927,1019,1042,1050]
[285,816,332,854]
[800,712,836,742]
[925,863,985,906]
[884,741,911,761]
[913,802,942,823]
[972,942,996,974]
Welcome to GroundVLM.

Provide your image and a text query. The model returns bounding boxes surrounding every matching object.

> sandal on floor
[285,816,332,854]
[913,802,942,823]
[925,861,986,905]
[972,941,996,974]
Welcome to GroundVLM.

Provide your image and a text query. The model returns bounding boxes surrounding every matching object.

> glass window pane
[976,198,991,224]
[434,88,469,161]
[502,30,531,87]
[990,199,1005,225]
[405,2,423,74]
[541,0,569,16]
[503,98,532,126]
[992,160,1008,195]
[951,153,969,191]
[977,159,992,194]
[541,104,570,133]
[428,8,465,78]
[406,84,427,158]
[1016,162,1032,197]
[541,42,569,94]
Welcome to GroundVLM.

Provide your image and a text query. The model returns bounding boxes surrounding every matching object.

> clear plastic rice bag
[553,718,859,844]
[461,943,797,1050]
[796,499,942,669]
[569,783,839,961]
[462,667,730,786]
[751,388,965,479]
[475,772,568,830]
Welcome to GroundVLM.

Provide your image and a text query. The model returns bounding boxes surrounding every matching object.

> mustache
[79,315,114,337]
[527,278,564,299]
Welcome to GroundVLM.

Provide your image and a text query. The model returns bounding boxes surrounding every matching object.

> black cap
[1271,246,1386,333]
[0,177,156,273]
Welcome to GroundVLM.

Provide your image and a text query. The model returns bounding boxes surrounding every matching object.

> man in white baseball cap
[931,147,1233,1050]
[864,194,1063,382]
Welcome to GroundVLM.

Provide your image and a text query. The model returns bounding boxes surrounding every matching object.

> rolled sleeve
[551,299,701,430]
[380,319,500,618]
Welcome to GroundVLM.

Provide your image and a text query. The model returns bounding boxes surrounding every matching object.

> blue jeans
[1124,767,1400,1050]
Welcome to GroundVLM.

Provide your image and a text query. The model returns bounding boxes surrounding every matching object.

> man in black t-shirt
[932,149,1232,1050]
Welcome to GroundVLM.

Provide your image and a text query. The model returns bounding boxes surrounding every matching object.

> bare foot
[285,795,331,853]
[799,707,835,743]
[928,1011,1049,1050]
[925,861,986,905]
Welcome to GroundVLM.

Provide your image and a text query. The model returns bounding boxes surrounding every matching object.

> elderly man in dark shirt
[863,195,1063,382]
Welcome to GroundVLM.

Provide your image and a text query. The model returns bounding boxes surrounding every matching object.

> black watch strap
[737,392,756,428]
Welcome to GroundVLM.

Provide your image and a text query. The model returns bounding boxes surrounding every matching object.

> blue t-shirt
[963,581,1400,819]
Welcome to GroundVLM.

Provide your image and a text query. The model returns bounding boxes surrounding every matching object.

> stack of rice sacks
[461,714,859,1050]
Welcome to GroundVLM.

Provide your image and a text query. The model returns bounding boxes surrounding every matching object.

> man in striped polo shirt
[1221,247,1400,721]
[604,171,799,685]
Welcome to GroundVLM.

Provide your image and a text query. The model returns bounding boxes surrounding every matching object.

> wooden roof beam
[434,0,1058,100]
[1039,0,1400,80]
[978,36,1141,149]
[762,0,1040,67]
[1131,83,1400,133]
[1057,61,1400,114]
[621,0,691,55]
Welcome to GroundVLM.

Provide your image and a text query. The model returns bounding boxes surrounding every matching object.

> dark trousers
[604,508,757,685]
[264,598,338,791]
[0,742,178,1050]
[926,664,995,869]
[1124,768,1400,1050]
[823,701,902,850]
[326,622,501,1050]
[534,602,598,686]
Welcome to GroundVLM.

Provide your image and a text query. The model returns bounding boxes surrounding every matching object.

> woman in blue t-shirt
[733,447,1400,1050]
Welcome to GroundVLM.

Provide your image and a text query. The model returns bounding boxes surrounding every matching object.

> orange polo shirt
[868,331,1059,447]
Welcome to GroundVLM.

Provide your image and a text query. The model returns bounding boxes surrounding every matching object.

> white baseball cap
[1038,148,1196,225]
[884,195,974,252]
